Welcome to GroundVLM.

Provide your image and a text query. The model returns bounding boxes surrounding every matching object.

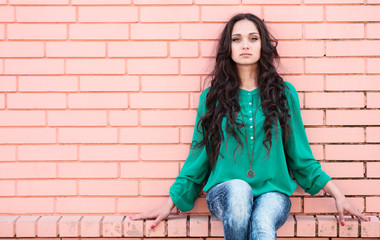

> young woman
[130,13,369,240]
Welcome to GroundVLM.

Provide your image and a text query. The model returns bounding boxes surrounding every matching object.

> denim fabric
[206,179,291,240]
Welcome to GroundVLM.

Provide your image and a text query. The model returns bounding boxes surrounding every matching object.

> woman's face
[230,19,261,67]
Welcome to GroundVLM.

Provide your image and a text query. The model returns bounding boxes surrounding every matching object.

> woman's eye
[250,37,258,41]
[232,38,240,42]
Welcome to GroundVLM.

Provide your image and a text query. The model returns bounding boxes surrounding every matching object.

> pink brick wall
[0,0,379,216]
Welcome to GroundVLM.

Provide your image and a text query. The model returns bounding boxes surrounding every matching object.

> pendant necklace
[240,95,260,178]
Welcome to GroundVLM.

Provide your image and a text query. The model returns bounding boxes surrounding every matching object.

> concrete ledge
[0,214,379,238]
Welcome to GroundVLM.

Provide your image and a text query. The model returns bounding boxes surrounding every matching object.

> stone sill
[0,215,379,238]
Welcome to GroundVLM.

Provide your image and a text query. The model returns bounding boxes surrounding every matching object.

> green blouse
[169,81,332,212]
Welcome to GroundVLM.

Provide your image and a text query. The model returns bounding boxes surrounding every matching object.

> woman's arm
[322,180,369,225]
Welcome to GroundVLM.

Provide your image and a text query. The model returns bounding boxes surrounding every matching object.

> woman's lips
[240,53,252,56]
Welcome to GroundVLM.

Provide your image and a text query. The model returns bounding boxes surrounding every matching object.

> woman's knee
[224,179,253,217]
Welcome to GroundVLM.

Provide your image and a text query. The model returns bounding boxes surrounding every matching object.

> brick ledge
[0,215,379,238]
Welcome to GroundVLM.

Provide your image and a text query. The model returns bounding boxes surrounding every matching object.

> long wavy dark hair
[193,13,292,169]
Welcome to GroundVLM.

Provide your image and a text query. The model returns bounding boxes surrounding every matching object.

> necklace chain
[240,94,260,178]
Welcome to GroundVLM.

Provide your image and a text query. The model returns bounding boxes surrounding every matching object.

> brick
[47,42,105,57]
[368,23,380,38]
[0,42,43,57]
[189,197,209,214]
[305,0,362,2]
[265,6,323,22]
[58,216,81,237]
[326,110,380,126]
[102,215,124,237]
[121,162,178,178]
[210,216,223,237]
[8,93,65,109]
[18,180,76,196]
[306,58,364,74]
[295,215,315,237]
[19,145,76,161]
[141,145,189,160]
[0,216,18,237]
[79,6,137,22]
[0,25,3,39]
[327,40,380,57]
[128,59,178,74]
[16,216,39,237]
[201,6,260,22]
[48,110,107,126]
[70,24,129,40]
[277,215,295,237]
[326,6,380,21]
[141,110,196,126]
[57,197,115,213]
[307,127,363,143]
[243,0,300,2]
[8,24,66,40]
[37,216,60,237]
[305,197,363,213]
[339,216,359,237]
[361,215,380,237]
[135,0,191,3]
[5,59,64,75]
[0,111,45,126]
[79,180,138,196]
[109,41,166,57]
[0,181,15,196]
[124,218,143,237]
[317,215,337,237]
[278,41,324,57]
[0,198,54,213]
[326,144,380,160]
[145,219,165,237]
[182,23,224,40]
[305,23,364,39]
[367,162,380,177]
[326,75,380,91]
[141,6,199,22]
[0,128,55,144]
[368,93,380,108]
[0,76,16,92]
[171,41,198,57]
[67,59,125,74]
[301,110,324,126]
[267,23,302,40]
[68,93,127,109]
[73,0,131,4]
[284,76,324,92]
[80,76,138,92]
[80,145,138,161]
[0,94,4,108]
[332,180,380,195]
[181,58,214,75]
[17,7,75,22]
[366,197,380,212]
[320,162,363,178]
[190,215,208,237]
[0,162,55,179]
[306,92,364,108]
[81,216,102,237]
[19,76,78,92]
[277,58,303,74]
[196,0,240,3]
[368,58,380,73]
[201,41,217,57]
[131,24,179,40]
[109,110,138,126]
[181,127,194,143]
[120,127,179,143]
[130,93,188,109]
[10,0,68,4]
[142,76,200,92]
[167,215,187,237]
[0,6,14,22]
[141,180,174,196]
[58,162,117,178]
[118,197,172,213]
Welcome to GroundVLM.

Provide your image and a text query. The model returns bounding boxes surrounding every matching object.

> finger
[348,208,368,222]
[131,211,156,221]
[338,211,345,226]
[151,215,165,229]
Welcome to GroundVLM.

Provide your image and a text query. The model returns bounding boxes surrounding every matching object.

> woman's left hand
[334,195,369,226]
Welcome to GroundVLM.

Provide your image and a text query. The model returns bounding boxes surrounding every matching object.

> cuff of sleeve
[307,172,332,196]
[169,191,193,213]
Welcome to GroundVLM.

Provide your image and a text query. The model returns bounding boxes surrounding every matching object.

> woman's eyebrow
[231,32,260,36]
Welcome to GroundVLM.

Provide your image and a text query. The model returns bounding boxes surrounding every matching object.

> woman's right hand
[128,197,175,229]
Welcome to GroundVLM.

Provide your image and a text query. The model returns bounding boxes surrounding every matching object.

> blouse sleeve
[169,88,211,212]
[283,82,331,195]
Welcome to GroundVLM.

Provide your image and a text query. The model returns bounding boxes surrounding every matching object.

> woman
[130,13,369,240]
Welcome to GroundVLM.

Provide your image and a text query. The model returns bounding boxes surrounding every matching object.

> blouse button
[248,93,251,95]
[250,136,254,140]
[250,126,253,128]
[249,102,252,105]
[249,111,252,113]
[250,118,252,121]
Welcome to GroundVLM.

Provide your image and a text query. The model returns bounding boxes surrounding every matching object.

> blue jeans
[206,179,291,240]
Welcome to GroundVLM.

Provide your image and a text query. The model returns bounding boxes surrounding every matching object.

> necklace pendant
[247,169,255,178]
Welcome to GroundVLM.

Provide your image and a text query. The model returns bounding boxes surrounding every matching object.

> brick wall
[0,0,379,216]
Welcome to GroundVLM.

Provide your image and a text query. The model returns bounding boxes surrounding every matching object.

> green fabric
[169,81,332,212]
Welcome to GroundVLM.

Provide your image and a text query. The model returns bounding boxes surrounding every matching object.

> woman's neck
[237,64,258,91]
